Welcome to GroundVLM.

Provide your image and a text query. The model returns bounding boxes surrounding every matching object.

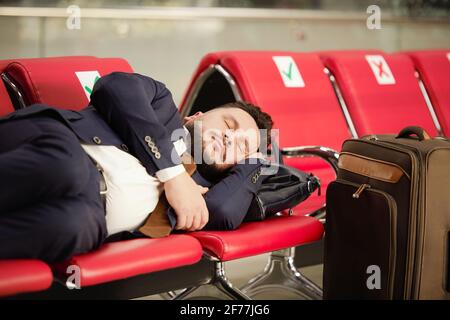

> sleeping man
[0,72,273,262]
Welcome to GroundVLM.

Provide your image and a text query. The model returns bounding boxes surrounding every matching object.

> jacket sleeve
[90,72,183,175]
[202,159,267,231]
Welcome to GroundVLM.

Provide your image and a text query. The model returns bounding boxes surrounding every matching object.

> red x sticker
[365,55,396,85]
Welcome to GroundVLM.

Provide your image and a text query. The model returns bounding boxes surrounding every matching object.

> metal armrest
[280,146,340,223]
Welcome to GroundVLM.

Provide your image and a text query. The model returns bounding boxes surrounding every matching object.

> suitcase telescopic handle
[396,126,431,141]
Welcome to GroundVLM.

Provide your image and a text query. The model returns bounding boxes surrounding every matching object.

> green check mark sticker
[272,56,305,88]
[75,71,102,100]
[281,62,293,80]
[84,76,100,94]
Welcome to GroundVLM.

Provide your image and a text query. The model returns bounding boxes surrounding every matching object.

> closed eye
[223,119,231,147]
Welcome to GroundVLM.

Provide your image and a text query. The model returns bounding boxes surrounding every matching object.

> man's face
[184,107,260,176]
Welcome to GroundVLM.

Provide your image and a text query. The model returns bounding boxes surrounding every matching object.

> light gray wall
[0,8,449,104]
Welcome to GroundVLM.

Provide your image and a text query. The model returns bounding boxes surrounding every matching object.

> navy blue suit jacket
[1,72,266,230]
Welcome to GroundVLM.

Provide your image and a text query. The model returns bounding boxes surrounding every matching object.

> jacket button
[155,152,161,159]
[151,146,159,153]
[144,136,152,143]
[251,175,258,183]
[93,136,102,144]
[147,141,156,148]
[121,144,129,152]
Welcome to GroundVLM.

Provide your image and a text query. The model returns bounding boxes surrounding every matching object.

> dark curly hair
[219,101,274,147]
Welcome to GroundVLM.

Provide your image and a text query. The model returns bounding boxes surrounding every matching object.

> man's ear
[183,111,203,123]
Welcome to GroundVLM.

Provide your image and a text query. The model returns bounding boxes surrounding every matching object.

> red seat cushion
[52,235,202,288]
[403,50,450,136]
[320,50,438,137]
[0,260,52,297]
[0,59,15,115]
[188,215,324,261]
[0,80,14,116]
[3,56,133,111]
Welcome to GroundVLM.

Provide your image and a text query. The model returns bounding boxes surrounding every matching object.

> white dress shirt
[81,137,187,236]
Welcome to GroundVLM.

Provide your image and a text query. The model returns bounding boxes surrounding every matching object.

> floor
[137,253,323,300]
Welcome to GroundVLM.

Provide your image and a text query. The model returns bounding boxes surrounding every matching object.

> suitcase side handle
[396,126,431,141]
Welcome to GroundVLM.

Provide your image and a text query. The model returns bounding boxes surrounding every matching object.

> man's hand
[164,172,209,231]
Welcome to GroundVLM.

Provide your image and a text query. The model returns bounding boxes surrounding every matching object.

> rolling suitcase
[323,126,450,300]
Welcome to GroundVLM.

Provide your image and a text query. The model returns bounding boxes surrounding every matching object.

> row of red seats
[180,50,448,216]
[0,49,448,299]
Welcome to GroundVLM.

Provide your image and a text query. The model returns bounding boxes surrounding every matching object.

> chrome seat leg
[240,248,322,300]
[214,262,251,300]
[160,290,178,300]
[171,258,251,300]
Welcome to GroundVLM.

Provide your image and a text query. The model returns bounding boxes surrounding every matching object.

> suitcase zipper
[352,183,371,199]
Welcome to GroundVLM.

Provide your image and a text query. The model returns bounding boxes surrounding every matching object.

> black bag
[244,162,321,222]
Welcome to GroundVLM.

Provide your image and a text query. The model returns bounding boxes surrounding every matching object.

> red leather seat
[0,260,52,298]
[2,56,133,109]
[188,216,323,261]
[0,56,204,291]
[53,236,203,287]
[0,76,14,116]
[403,50,450,136]
[181,51,350,216]
[320,50,438,136]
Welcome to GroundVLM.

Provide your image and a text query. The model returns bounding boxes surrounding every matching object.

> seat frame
[412,69,444,136]
[324,68,358,138]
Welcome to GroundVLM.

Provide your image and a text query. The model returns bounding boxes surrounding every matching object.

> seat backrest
[0,80,14,116]
[403,50,450,136]
[181,51,351,152]
[0,59,16,116]
[2,56,133,111]
[320,50,438,137]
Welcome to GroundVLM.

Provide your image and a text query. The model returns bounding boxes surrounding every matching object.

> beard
[185,121,230,183]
